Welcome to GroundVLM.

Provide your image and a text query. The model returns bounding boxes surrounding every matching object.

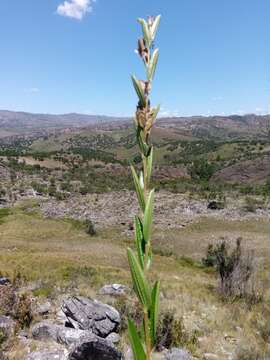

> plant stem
[144,308,152,359]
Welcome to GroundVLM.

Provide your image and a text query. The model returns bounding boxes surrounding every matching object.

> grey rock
[18,330,29,338]
[0,315,16,337]
[36,302,51,316]
[0,278,10,286]
[31,321,109,348]
[61,297,120,338]
[105,332,120,344]
[99,284,128,296]
[68,337,122,360]
[165,348,194,360]
[57,327,95,347]
[26,351,67,360]
[32,321,59,342]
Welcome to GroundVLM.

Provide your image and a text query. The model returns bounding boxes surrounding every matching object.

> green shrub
[14,293,32,329]
[155,310,199,353]
[85,219,96,236]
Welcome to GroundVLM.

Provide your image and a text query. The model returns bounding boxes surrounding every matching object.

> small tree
[127,15,161,360]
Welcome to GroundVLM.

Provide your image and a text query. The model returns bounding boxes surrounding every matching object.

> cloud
[57,0,95,20]
[159,107,182,118]
[24,87,40,94]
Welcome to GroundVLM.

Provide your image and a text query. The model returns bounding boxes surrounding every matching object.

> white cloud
[24,87,40,94]
[57,0,95,20]
[159,107,182,118]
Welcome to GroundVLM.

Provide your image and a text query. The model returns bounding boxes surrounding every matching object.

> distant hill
[1,110,270,141]
[0,110,129,137]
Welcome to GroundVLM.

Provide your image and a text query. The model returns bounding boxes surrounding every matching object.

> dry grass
[0,202,270,358]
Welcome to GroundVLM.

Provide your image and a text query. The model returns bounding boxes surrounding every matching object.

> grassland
[0,202,270,359]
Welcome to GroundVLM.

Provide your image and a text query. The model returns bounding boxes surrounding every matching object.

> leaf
[150,280,160,346]
[146,147,153,187]
[131,75,146,107]
[146,246,153,271]
[147,48,159,81]
[143,189,155,244]
[150,15,161,41]
[136,125,150,156]
[127,248,151,308]
[138,18,152,48]
[151,104,160,124]
[131,165,145,212]
[139,171,144,190]
[134,216,145,269]
[128,319,146,360]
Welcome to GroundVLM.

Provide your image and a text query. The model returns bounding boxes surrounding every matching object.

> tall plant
[127,15,161,360]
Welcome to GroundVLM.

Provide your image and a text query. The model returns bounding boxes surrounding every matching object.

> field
[0,201,270,359]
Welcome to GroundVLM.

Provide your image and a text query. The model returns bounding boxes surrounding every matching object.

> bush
[114,297,142,333]
[155,310,199,352]
[234,344,270,360]
[0,284,16,316]
[14,293,32,329]
[189,158,215,181]
[202,238,262,303]
[85,219,96,236]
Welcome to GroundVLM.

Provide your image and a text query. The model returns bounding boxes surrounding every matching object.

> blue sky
[0,0,269,117]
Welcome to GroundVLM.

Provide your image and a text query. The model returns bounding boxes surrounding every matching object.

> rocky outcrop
[28,297,123,360]
[68,337,122,360]
[26,350,67,360]
[61,297,120,338]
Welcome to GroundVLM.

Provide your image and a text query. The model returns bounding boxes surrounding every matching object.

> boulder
[68,337,122,360]
[164,348,194,360]
[57,327,96,347]
[61,297,120,338]
[105,332,120,344]
[31,321,113,348]
[0,278,10,286]
[32,321,59,342]
[32,321,93,346]
[99,284,128,296]
[35,302,51,316]
[26,351,67,360]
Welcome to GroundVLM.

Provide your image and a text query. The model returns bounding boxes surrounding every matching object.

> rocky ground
[39,191,270,230]
[0,279,194,360]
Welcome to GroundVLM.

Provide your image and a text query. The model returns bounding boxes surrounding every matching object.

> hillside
[1,110,270,140]
[0,110,128,137]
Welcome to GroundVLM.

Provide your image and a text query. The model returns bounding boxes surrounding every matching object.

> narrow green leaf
[131,75,146,107]
[150,15,161,41]
[128,319,146,360]
[137,18,152,48]
[131,165,145,212]
[150,280,160,347]
[134,216,145,269]
[146,246,153,271]
[143,189,155,244]
[151,104,160,125]
[137,126,150,156]
[127,248,151,308]
[147,48,159,81]
[146,147,153,187]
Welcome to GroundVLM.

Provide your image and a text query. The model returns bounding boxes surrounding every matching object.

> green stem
[144,308,152,360]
